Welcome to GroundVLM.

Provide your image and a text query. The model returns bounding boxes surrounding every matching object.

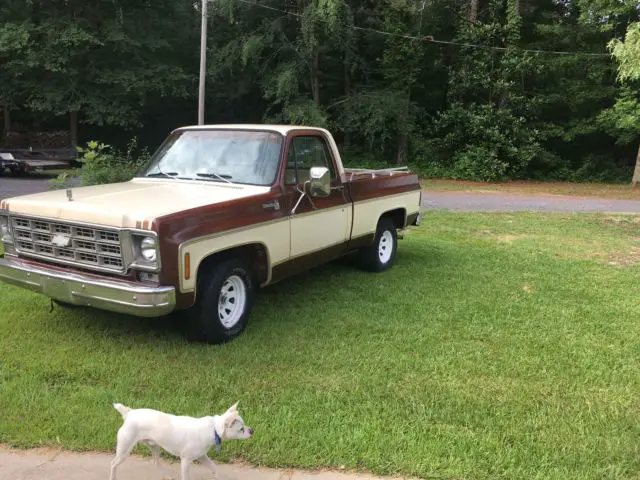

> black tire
[184,257,255,344]
[358,216,398,272]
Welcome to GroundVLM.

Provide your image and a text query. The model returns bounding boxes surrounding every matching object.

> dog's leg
[147,442,174,480]
[197,455,219,478]
[180,458,192,480]
[109,426,137,480]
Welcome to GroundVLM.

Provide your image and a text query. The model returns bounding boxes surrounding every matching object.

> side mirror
[309,166,330,197]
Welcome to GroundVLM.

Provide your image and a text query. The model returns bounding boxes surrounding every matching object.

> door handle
[262,200,280,211]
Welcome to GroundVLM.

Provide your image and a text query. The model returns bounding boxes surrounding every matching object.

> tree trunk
[310,49,320,105]
[70,110,78,150]
[468,0,478,23]
[3,106,10,137]
[442,44,457,108]
[515,0,521,16]
[395,87,411,165]
[343,47,351,147]
[632,142,640,187]
[395,133,408,165]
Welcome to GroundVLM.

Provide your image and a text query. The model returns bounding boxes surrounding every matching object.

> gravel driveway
[421,190,640,213]
[2,175,640,213]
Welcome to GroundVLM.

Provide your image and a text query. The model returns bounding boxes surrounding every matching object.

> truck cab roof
[175,124,329,136]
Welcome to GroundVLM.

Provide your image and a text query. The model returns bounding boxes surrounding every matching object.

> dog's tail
[113,403,132,420]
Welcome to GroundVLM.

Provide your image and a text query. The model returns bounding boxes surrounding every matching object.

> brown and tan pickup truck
[0,125,422,343]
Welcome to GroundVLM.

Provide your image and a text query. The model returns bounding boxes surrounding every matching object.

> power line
[234,0,611,58]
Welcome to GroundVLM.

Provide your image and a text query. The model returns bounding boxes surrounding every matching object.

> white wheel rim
[218,275,247,329]
[378,230,394,264]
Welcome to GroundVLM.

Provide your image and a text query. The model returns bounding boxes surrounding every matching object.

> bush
[51,138,151,189]
[416,103,543,181]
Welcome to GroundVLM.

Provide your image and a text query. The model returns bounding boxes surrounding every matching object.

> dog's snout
[248,428,254,435]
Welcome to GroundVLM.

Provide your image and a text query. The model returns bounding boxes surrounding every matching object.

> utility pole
[198,0,208,125]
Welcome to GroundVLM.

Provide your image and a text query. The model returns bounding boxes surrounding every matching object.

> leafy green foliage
[78,139,150,186]
[421,103,542,181]
[4,0,640,181]
[1,0,194,130]
[598,88,640,145]
[609,23,640,82]
[51,138,150,189]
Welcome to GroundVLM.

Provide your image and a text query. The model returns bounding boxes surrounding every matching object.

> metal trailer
[0,148,77,175]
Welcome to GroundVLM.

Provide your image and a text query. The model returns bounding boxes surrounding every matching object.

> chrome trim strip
[0,256,175,318]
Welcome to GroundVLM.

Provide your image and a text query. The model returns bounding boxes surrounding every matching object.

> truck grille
[11,216,125,273]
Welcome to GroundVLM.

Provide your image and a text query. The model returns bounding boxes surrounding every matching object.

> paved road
[0,176,54,200]
[0,447,401,480]
[3,176,640,213]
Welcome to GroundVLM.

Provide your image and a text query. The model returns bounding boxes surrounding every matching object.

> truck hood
[1,178,270,229]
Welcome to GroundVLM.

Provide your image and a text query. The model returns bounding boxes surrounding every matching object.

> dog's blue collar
[214,428,222,452]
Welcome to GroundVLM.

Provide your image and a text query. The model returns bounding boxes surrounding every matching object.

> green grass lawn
[2,211,640,479]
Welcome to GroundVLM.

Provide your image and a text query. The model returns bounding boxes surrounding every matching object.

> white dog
[109,402,253,480]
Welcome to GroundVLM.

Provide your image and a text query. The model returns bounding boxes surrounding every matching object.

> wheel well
[196,244,269,286]
[381,208,406,230]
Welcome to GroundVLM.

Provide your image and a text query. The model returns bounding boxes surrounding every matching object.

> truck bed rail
[344,166,410,181]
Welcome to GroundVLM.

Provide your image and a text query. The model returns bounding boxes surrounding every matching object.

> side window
[286,135,336,185]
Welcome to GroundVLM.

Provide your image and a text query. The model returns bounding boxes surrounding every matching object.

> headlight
[140,236,157,262]
[0,215,13,245]
[130,233,160,271]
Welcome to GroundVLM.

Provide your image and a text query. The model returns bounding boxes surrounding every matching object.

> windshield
[140,129,283,186]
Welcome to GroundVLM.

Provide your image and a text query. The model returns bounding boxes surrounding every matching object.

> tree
[7,0,194,147]
[213,0,351,127]
[0,1,32,136]
[608,22,640,185]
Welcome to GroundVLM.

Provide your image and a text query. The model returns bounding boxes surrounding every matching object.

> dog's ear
[224,410,239,428]
[226,401,239,414]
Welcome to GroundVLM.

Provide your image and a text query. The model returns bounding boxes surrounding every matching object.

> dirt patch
[606,247,640,267]
[495,234,529,243]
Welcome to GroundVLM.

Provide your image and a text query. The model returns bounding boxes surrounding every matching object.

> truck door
[282,131,351,264]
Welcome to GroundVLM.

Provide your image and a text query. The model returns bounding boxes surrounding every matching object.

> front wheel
[358,216,398,272]
[184,257,255,344]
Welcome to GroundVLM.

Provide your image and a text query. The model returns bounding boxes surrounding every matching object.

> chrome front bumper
[0,256,176,317]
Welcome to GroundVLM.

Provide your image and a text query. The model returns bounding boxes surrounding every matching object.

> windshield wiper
[195,172,234,184]
[146,171,178,178]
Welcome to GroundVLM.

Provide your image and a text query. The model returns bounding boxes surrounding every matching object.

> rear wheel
[184,257,255,344]
[358,216,398,272]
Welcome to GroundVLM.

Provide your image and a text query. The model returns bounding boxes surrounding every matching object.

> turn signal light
[184,253,191,280]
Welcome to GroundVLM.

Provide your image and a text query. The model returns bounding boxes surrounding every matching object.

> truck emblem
[66,189,73,202]
[51,234,72,247]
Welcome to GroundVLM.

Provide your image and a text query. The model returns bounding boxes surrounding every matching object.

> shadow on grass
[50,303,185,343]
[40,238,446,346]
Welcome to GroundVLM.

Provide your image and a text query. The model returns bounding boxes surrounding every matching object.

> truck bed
[344,166,421,205]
